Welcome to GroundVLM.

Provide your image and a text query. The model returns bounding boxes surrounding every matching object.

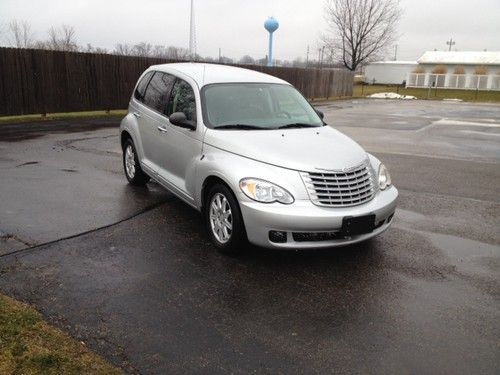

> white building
[364,61,417,85]
[407,51,500,90]
[364,51,500,90]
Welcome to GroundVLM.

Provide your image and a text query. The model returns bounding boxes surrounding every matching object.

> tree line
[2,0,401,72]
[2,20,193,59]
[1,19,340,68]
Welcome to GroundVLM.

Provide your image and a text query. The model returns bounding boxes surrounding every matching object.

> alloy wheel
[209,193,233,243]
[125,145,136,178]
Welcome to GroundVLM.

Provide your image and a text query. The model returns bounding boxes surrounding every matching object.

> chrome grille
[301,161,376,207]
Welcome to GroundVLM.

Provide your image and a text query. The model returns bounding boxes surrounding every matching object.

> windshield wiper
[276,123,317,129]
[213,124,268,130]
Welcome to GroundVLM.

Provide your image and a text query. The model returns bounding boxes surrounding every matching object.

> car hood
[203,126,368,171]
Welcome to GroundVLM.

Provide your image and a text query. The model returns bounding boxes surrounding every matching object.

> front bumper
[239,186,398,249]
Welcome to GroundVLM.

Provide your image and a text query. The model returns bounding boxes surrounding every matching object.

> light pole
[446,38,455,51]
[189,0,196,60]
[320,45,325,69]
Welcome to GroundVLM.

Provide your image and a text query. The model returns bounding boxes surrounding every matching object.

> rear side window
[134,71,153,102]
[167,79,197,122]
[142,72,176,114]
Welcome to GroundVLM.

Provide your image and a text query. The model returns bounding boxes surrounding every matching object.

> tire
[123,138,150,186]
[205,183,247,254]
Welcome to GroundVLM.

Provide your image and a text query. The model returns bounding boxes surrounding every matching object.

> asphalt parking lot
[0,99,499,374]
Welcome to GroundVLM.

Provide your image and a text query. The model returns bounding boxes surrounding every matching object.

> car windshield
[202,83,323,129]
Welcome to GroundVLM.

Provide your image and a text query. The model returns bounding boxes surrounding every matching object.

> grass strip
[0,293,121,374]
[0,110,127,125]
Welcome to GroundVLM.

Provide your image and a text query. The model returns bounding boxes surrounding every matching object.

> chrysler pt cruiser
[120,63,397,253]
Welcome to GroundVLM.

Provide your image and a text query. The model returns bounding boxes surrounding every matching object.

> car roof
[147,62,290,87]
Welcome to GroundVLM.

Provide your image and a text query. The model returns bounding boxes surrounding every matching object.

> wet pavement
[0,100,499,374]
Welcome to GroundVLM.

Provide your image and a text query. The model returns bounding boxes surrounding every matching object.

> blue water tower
[264,17,279,67]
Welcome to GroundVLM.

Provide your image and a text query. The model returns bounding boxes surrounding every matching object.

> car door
[134,71,176,173]
[129,71,154,168]
[155,77,203,205]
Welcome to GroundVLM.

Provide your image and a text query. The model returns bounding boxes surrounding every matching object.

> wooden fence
[0,47,353,116]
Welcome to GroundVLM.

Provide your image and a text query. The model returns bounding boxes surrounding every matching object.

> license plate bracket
[341,214,376,236]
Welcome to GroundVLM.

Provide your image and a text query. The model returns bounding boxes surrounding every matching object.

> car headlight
[378,164,392,190]
[239,178,294,204]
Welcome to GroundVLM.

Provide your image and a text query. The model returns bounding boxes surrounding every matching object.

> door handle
[133,111,141,118]
[157,126,168,133]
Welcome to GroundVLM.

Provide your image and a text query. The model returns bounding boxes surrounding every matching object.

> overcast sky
[1,0,499,61]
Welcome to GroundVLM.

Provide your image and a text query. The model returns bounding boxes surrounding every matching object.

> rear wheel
[123,138,150,186]
[205,183,246,254]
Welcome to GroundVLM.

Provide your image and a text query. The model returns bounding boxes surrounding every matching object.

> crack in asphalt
[0,200,169,260]
[91,335,143,375]
[56,134,121,157]
[15,161,40,167]
[0,232,34,247]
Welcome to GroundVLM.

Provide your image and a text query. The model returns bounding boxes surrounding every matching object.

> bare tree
[85,43,108,54]
[47,25,78,51]
[219,56,234,65]
[131,42,152,57]
[114,43,133,56]
[47,27,58,49]
[323,0,401,71]
[61,25,78,51]
[165,46,190,60]
[113,43,190,59]
[152,44,167,58]
[8,19,35,48]
[94,47,108,54]
[292,57,305,68]
[32,40,48,50]
[256,57,267,66]
[239,55,255,65]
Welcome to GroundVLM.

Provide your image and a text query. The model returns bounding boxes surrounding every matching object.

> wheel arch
[121,130,133,150]
[200,175,235,213]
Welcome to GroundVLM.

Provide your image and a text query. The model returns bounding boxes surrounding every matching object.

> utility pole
[218,48,221,63]
[393,44,398,60]
[446,37,455,51]
[319,46,325,69]
[306,45,309,67]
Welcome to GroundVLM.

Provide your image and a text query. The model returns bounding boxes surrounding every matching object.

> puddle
[424,231,499,259]
[419,230,500,276]
[396,208,426,223]
[0,120,119,142]
[395,209,500,276]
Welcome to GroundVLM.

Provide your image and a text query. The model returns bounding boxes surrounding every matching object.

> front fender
[195,144,310,210]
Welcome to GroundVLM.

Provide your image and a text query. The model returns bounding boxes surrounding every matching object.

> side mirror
[169,112,196,130]
[315,108,324,120]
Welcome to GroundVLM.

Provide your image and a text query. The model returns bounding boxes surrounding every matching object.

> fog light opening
[269,230,287,243]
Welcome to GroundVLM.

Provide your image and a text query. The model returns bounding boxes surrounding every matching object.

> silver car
[120,63,397,253]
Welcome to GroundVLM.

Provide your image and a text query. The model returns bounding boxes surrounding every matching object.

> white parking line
[459,130,500,137]
[416,118,500,132]
[433,118,500,127]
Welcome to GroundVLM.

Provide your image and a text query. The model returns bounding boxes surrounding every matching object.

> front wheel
[123,138,150,186]
[205,183,247,254]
